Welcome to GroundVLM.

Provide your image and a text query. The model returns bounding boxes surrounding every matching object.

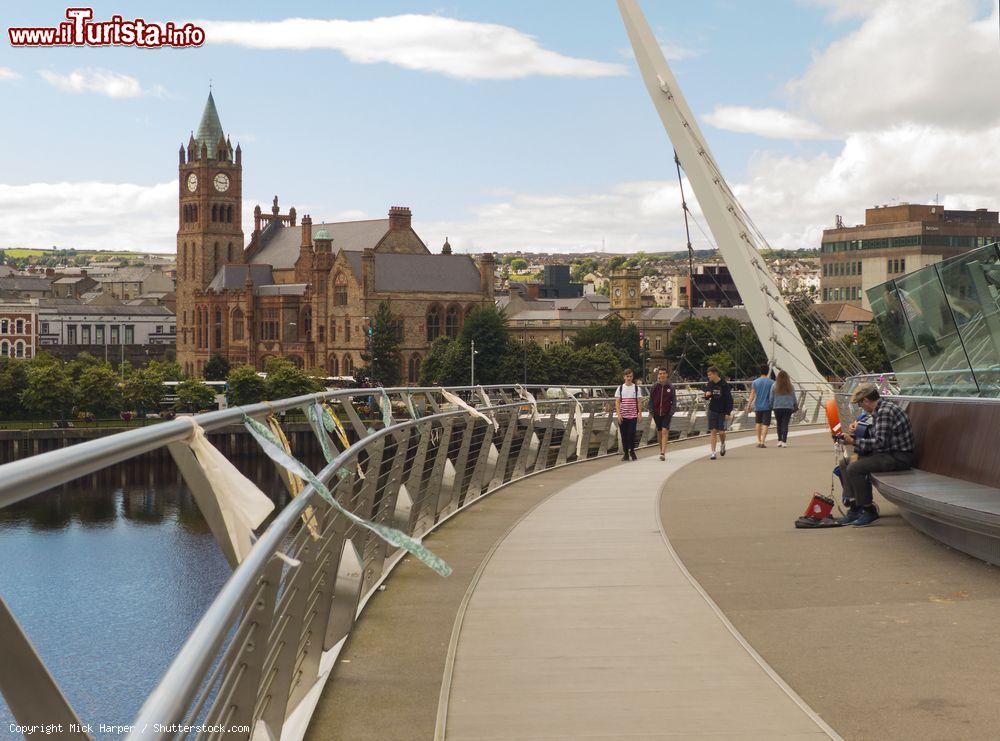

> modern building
[536,265,583,299]
[0,300,37,359]
[820,204,1000,309]
[175,92,495,379]
[35,300,175,363]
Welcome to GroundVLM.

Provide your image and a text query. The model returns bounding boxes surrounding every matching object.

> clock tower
[177,91,244,365]
[610,268,642,320]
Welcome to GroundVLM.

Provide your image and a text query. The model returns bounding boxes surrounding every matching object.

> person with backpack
[648,366,676,461]
[746,365,775,448]
[614,368,645,461]
[703,365,733,461]
[768,369,797,447]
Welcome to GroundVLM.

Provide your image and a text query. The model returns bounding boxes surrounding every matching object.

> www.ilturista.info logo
[8,8,205,48]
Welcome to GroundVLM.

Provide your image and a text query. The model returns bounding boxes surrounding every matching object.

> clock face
[613,287,622,298]
[186,173,198,192]
[629,288,637,298]
[214,173,230,192]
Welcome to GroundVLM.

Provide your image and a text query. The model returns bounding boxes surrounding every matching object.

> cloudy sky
[1,0,998,254]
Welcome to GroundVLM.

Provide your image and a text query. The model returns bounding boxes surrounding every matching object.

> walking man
[649,366,676,461]
[838,383,916,527]
[615,368,644,461]
[703,366,733,460]
[746,365,775,448]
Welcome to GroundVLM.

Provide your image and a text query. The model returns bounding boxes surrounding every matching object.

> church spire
[194,90,224,160]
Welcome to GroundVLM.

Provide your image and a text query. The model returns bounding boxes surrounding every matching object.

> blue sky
[1,1,998,253]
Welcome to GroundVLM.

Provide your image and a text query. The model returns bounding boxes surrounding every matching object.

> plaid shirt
[855,399,914,455]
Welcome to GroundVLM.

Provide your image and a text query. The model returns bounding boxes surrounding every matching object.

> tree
[420,337,455,386]
[510,258,529,272]
[571,315,641,368]
[123,367,165,416]
[851,322,891,374]
[360,301,402,386]
[68,352,102,382]
[146,359,185,381]
[202,353,230,381]
[175,379,216,412]
[496,339,549,384]
[75,364,123,417]
[574,342,625,385]
[461,305,508,385]
[226,364,265,406]
[20,360,74,419]
[663,317,765,380]
[264,357,321,400]
[707,350,735,378]
[0,359,28,419]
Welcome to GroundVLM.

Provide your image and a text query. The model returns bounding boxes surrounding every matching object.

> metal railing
[0,381,834,740]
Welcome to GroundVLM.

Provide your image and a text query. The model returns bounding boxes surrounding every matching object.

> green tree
[264,357,321,400]
[0,359,28,419]
[75,364,123,417]
[226,364,266,407]
[202,353,231,381]
[851,322,891,374]
[146,359,185,381]
[575,342,625,385]
[68,352,102,382]
[664,317,765,380]
[706,350,735,378]
[496,339,549,384]
[571,315,641,368]
[20,360,75,419]
[360,301,402,386]
[544,343,576,385]
[175,378,216,412]
[123,367,165,416]
[461,305,508,385]
[420,337,455,386]
[510,258,529,272]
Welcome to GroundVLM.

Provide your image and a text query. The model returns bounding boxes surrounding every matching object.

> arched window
[329,320,337,343]
[213,242,220,275]
[227,205,233,223]
[214,309,223,348]
[14,341,24,358]
[301,307,312,341]
[211,204,218,222]
[0,341,8,357]
[408,353,421,383]
[333,273,348,306]
[227,242,234,263]
[445,305,461,339]
[426,304,442,341]
[231,308,245,340]
[328,355,339,376]
[192,204,197,223]
[0,319,8,334]
[342,353,354,376]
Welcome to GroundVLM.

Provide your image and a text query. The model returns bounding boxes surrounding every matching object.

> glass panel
[866,281,930,394]
[937,244,1000,397]
[893,267,977,396]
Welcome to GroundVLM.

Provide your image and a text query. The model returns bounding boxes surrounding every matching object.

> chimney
[442,237,452,255]
[45,268,55,277]
[477,253,495,298]
[253,204,262,236]
[81,269,87,276]
[301,214,313,249]
[388,205,412,231]
[362,248,375,293]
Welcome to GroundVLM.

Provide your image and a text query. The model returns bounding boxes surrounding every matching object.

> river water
[0,454,308,737]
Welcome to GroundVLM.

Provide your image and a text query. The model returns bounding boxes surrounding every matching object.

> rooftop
[253,219,391,270]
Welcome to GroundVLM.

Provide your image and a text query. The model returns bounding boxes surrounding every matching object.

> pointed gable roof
[195,91,224,159]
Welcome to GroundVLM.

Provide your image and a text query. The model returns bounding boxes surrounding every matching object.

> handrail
[0,382,836,739]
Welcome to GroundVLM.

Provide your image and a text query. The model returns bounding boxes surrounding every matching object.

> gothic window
[445,305,461,339]
[426,304,442,341]
[318,324,325,343]
[214,309,223,348]
[408,354,421,383]
[211,204,218,222]
[261,308,279,341]
[328,355,339,376]
[301,307,312,341]
[232,308,245,340]
[329,320,337,343]
[192,204,197,222]
[227,243,234,263]
[333,273,348,306]
[227,205,233,223]
[343,353,354,376]
[345,317,351,342]
[213,243,220,275]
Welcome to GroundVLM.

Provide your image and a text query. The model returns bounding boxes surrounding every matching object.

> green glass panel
[867,281,930,394]
[937,244,1000,397]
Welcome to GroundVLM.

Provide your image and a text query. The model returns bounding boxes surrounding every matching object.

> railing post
[352,435,386,593]
[465,423,496,502]
[0,596,87,735]
[425,417,456,523]
[555,401,577,465]
[579,405,597,461]
[406,422,435,537]
[488,409,519,490]
[532,406,558,473]
[512,413,539,479]
[368,427,412,572]
[440,417,475,516]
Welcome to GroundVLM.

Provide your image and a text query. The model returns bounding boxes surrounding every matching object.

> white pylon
[618,0,830,392]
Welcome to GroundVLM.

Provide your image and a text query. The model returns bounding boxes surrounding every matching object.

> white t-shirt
[615,383,643,419]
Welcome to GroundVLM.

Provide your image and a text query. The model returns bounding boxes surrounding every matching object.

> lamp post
[470,339,479,386]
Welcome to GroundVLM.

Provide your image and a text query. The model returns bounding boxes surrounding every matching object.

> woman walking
[769,370,797,447]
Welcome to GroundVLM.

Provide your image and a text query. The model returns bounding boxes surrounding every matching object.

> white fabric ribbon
[572,396,586,459]
[440,388,499,431]
[514,384,539,421]
[187,423,275,564]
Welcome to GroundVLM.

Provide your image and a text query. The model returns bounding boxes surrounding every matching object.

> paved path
[441,431,837,740]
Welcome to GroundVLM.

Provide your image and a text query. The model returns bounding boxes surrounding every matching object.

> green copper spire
[194,91,224,159]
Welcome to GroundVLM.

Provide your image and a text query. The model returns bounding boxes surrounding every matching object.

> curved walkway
[440,431,836,740]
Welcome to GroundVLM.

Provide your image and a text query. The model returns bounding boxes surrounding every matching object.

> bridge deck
[440,432,832,740]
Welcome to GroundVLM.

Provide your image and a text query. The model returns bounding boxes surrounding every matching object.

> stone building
[175,93,494,379]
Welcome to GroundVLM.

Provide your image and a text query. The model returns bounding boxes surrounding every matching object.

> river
[0,454,309,737]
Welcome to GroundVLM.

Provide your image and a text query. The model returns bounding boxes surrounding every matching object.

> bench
[872,469,1000,565]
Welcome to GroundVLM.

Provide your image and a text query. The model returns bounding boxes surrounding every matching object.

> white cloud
[197,15,626,80]
[0,67,21,81]
[0,181,177,251]
[703,106,832,140]
[38,68,165,98]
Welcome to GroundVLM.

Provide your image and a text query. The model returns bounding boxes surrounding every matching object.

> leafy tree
[851,322,891,374]
[146,359,185,381]
[68,352,102,382]
[664,317,765,380]
[202,353,231,381]
[20,360,74,419]
[75,364,123,417]
[574,342,625,385]
[607,256,627,271]
[706,350,735,378]
[510,258,529,272]
[226,364,266,406]
[571,315,641,368]
[496,339,549,384]
[264,357,321,400]
[123,367,165,416]
[360,301,402,386]
[420,337,455,386]
[0,359,28,419]
[461,305,508,385]
[175,379,216,412]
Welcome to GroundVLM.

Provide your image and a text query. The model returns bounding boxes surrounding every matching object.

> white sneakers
[777,441,788,447]
[709,452,717,460]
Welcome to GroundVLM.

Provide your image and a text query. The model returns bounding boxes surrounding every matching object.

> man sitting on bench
[839,383,916,527]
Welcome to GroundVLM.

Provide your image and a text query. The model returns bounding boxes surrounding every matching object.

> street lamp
[470,339,479,386]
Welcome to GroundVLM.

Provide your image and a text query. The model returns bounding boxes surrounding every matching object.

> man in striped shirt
[615,368,645,461]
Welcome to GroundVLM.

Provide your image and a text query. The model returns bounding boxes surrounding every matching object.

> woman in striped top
[615,368,645,461]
